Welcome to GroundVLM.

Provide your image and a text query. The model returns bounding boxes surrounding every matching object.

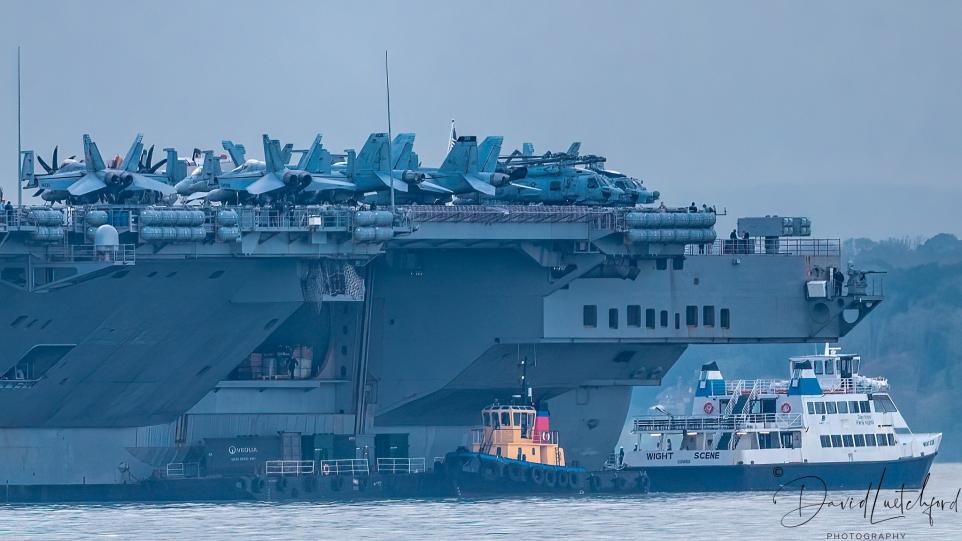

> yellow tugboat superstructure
[470,402,566,467]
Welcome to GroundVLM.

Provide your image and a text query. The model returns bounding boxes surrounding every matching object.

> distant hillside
[626,234,962,460]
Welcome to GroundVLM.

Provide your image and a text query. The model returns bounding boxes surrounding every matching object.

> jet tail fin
[222,140,247,167]
[522,143,534,157]
[262,135,286,173]
[391,133,416,170]
[201,150,223,177]
[477,136,503,173]
[355,133,390,172]
[439,136,478,173]
[566,142,581,157]
[297,134,332,174]
[83,134,106,172]
[164,148,188,183]
[20,151,35,187]
[120,133,144,172]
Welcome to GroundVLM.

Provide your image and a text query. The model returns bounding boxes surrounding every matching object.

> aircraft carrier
[0,200,882,489]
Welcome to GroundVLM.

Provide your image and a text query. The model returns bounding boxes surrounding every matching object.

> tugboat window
[583,305,597,327]
[513,412,522,426]
[501,412,510,426]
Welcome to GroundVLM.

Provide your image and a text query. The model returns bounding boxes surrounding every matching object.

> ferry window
[887,434,896,446]
[849,400,860,413]
[842,435,854,447]
[873,394,898,413]
[826,402,837,415]
[875,434,887,446]
[780,432,795,449]
[831,435,843,447]
[501,412,510,426]
[859,401,871,413]
[814,402,826,415]
[854,434,865,447]
[720,309,730,329]
[513,412,522,426]
[807,402,815,415]
[820,435,831,448]
[627,305,641,327]
[583,305,597,327]
[703,306,715,327]
[645,309,656,329]
[660,310,668,327]
[837,401,849,414]
[825,361,834,375]
[686,306,698,326]
[814,361,823,375]
[609,308,619,329]
[865,434,877,447]
[674,313,680,329]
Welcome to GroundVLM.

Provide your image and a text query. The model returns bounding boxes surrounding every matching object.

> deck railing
[632,413,803,433]
[376,457,426,474]
[318,458,370,476]
[265,460,316,476]
[686,238,840,257]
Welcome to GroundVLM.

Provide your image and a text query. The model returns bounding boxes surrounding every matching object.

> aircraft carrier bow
[0,133,882,491]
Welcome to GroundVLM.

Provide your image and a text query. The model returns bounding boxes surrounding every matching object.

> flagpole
[17,46,22,208]
[385,50,394,214]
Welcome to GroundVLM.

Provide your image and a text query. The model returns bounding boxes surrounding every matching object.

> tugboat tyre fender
[569,471,582,488]
[531,467,545,485]
[508,464,525,482]
[557,471,570,488]
[544,469,557,488]
[612,476,627,491]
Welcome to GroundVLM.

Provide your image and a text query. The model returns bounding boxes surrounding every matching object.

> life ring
[531,467,545,485]
[541,431,552,443]
[322,463,331,476]
[703,402,714,414]
[780,402,792,413]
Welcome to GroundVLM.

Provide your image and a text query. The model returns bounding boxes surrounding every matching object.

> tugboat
[609,346,940,492]
[444,360,587,494]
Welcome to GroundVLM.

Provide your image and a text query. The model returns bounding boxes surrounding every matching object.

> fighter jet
[205,134,355,203]
[317,133,450,197]
[21,134,177,203]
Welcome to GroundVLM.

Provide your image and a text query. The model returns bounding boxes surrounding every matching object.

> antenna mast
[16,46,22,208]
[384,50,394,214]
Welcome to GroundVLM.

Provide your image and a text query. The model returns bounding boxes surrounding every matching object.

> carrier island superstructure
[0,203,881,488]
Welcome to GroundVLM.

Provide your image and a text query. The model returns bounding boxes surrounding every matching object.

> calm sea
[2,463,961,540]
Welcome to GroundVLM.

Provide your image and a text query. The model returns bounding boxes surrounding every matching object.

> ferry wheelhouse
[618,346,940,491]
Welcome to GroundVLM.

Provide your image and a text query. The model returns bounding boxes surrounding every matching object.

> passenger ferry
[617,346,940,491]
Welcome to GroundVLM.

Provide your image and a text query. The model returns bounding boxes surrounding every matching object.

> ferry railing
[820,377,890,394]
[376,457,426,474]
[686,238,841,257]
[632,413,803,433]
[165,462,200,478]
[319,458,370,476]
[0,378,41,389]
[265,460,316,476]
[725,379,789,396]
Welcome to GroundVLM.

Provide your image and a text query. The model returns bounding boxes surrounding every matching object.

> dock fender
[635,472,651,493]
[588,474,601,492]
[303,476,316,493]
[250,477,265,493]
[331,475,343,491]
[611,476,627,491]
[544,469,557,488]
[531,467,546,485]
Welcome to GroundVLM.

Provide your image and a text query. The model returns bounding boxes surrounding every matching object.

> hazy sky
[1,1,959,239]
